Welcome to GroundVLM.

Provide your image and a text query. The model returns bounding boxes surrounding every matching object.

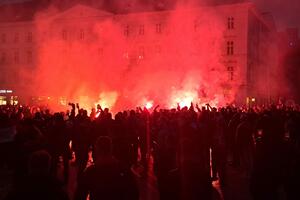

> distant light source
[96,112,101,118]
[0,90,13,94]
[145,101,153,109]
[251,98,256,102]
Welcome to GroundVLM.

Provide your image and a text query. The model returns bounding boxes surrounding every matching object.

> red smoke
[32,3,238,112]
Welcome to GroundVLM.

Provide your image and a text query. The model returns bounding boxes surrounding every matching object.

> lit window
[139,25,145,35]
[227,41,234,55]
[227,17,234,29]
[0,96,7,105]
[123,52,129,59]
[139,46,145,59]
[156,23,162,34]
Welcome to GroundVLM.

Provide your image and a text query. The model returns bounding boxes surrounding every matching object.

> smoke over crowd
[27,0,238,112]
[1,0,298,111]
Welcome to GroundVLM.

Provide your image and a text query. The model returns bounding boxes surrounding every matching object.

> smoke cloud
[24,0,242,112]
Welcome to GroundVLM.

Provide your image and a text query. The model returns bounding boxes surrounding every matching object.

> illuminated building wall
[0,2,277,105]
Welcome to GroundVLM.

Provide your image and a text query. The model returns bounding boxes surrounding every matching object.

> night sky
[0,0,299,31]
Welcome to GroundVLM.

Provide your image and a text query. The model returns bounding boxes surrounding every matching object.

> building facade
[0,2,277,106]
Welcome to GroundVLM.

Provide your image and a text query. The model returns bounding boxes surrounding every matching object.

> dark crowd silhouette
[0,102,300,200]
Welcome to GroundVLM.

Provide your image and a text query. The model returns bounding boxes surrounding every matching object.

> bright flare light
[96,112,101,118]
[178,96,194,108]
[171,90,198,108]
[145,101,153,109]
[94,91,118,109]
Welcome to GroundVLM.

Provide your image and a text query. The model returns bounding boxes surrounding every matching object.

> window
[27,32,33,42]
[123,52,129,59]
[194,20,199,32]
[156,23,162,34]
[14,51,19,64]
[227,41,234,55]
[139,25,145,35]
[14,33,19,43]
[41,31,47,41]
[98,48,103,56]
[0,96,7,105]
[155,45,161,54]
[62,30,67,40]
[124,25,129,37]
[1,34,6,43]
[79,29,84,40]
[27,51,32,63]
[227,17,234,29]
[138,46,145,59]
[227,66,234,81]
[0,52,6,64]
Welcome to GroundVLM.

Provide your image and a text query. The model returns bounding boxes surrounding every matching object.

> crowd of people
[0,102,299,200]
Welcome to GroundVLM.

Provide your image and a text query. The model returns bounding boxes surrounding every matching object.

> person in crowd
[235,113,255,178]
[13,119,47,186]
[47,112,70,184]
[75,136,139,200]
[5,150,69,200]
[1,102,300,200]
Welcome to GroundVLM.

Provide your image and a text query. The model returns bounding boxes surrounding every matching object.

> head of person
[28,150,52,176]
[94,136,113,164]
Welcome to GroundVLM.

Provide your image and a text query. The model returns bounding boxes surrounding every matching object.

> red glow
[96,111,101,118]
[29,4,238,111]
[145,101,153,109]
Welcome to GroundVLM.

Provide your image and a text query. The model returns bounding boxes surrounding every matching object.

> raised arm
[195,103,201,112]
[189,102,194,111]
[206,103,212,111]
[177,103,181,111]
[154,105,160,112]
[97,104,103,113]
[68,103,76,119]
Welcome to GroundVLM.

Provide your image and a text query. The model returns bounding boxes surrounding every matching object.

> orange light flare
[94,91,118,111]
[170,90,199,109]
[95,111,101,118]
[177,97,194,108]
[145,101,154,109]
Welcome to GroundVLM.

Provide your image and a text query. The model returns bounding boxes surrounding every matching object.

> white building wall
[0,2,275,104]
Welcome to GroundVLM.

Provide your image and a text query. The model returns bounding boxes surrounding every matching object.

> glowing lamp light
[251,98,256,102]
